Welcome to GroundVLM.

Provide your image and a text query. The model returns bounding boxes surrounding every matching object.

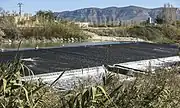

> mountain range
[54,6,180,24]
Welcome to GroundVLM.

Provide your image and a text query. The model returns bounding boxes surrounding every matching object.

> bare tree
[99,16,102,26]
[84,16,88,22]
[103,15,107,27]
[112,9,116,26]
[90,9,94,25]
[108,17,112,26]
[116,18,120,26]
[0,7,5,16]
[162,3,177,24]
[0,7,3,13]
[92,10,98,25]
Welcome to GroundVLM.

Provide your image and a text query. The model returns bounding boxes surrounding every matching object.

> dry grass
[0,17,89,42]
[1,59,179,108]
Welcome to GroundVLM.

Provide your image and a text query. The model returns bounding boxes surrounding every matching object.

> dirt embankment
[84,31,151,42]
[85,25,180,44]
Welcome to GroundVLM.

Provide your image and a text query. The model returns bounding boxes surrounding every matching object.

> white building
[75,22,89,28]
[147,17,152,24]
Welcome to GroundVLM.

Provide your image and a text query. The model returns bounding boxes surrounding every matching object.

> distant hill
[54,6,180,24]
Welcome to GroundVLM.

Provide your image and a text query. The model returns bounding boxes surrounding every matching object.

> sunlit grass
[0,59,180,108]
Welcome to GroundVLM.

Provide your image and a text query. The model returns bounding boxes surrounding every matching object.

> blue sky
[0,0,180,14]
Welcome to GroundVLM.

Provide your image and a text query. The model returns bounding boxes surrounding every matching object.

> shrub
[0,59,180,108]
[21,22,88,40]
[56,68,180,108]
[0,60,46,108]
[105,68,180,108]
[0,17,21,40]
[0,17,89,42]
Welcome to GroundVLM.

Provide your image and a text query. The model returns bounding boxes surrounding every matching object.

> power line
[17,3,23,16]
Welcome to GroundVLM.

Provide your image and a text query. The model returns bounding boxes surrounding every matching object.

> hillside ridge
[54,5,180,23]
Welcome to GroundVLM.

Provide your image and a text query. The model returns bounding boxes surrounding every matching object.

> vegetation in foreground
[0,60,180,108]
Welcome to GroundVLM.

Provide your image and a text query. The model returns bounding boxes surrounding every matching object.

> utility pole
[17,3,23,16]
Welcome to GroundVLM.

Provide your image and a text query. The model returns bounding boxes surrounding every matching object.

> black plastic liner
[0,42,179,75]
